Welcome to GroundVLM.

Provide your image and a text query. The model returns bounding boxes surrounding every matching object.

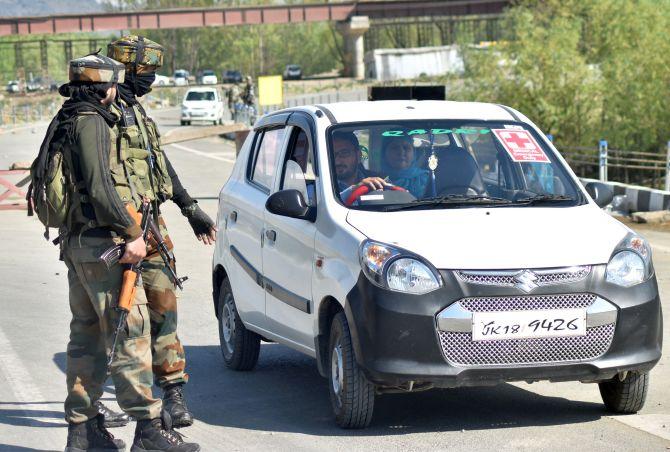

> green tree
[458,0,670,152]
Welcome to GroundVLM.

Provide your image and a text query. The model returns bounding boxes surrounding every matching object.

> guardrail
[559,141,670,191]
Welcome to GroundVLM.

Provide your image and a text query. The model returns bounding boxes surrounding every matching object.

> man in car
[332,130,388,201]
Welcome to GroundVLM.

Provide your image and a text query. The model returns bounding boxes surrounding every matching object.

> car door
[262,117,318,350]
[225,125,288,330]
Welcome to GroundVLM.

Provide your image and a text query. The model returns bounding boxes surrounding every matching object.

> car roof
[186,87,217,92]
[281,101,517,124]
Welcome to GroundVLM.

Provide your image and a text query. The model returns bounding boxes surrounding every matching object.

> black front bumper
[344,265,663,388]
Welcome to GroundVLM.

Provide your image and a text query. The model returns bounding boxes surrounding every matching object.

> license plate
[191,111,205,116]
[472,308,587,341]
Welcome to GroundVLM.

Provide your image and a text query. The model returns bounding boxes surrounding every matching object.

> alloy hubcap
[331,342,344,407]
[220,294,236,355]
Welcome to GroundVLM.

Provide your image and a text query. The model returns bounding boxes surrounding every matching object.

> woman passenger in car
[381,135,430,198]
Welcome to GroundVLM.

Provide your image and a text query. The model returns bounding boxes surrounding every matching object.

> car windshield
[203,70,215,76]
[288,65,300,70]
[328,120,584,210]
[185,91,215,101]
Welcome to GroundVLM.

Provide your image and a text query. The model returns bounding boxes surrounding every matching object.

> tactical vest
[115,101,172,210]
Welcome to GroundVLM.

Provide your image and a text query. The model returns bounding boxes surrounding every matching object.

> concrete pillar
[337,16,370,80]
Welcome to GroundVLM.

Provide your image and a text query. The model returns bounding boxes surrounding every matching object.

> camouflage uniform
[117,96,188,389]
[108,36,193,391]
[57,54,161,424]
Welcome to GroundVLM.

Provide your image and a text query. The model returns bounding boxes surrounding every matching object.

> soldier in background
[104,35,217,430]
[47,53,199,452]
[241,75,255,107]
[227,82,241,120]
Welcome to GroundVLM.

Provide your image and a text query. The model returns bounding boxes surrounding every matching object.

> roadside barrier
[562,141,670,191]
[0,165,30,210]
[581,178,670,213]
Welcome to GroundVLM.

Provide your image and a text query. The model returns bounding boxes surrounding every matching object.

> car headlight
[360,240,442,294]
[606,232,653,287]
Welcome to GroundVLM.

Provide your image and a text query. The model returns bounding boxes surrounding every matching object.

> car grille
[455,266,590,287]
[438,324,615,366]
[459,293,596,312]
[438,293,616,366]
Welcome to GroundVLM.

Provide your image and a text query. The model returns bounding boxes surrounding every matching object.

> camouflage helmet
[107,35,164,73]
[68,53,125,84]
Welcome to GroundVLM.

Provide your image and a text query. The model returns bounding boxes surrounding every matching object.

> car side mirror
[584,181,614,208]
[266,189,316,222]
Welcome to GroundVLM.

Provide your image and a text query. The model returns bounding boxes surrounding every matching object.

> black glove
[182,201,215,236]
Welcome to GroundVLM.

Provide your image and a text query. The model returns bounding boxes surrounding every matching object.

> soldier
[227,83,241,120]
[241,75,255,107]
[46,53,199,451]
[104,35,217,429]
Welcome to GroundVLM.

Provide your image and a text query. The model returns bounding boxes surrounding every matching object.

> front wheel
[328,312,375,429]
[217,278,260,371]
[599,371,649,413]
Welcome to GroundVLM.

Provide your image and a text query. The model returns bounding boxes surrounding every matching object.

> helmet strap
[134,36,146,95]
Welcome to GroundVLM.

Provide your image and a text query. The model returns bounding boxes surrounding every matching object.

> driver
[333,130,388,202]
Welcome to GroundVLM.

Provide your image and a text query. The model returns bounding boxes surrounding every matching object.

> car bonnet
[345,204,629,270]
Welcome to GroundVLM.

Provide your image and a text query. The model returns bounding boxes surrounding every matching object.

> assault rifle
[104,202,188,374]
[106,201,151,375]
[99,213,188,289]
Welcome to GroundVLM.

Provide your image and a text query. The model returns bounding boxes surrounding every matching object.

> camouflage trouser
[142,219,188,389]
[63,234,161,424]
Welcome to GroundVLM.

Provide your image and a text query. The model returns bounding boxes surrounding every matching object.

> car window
[251,127,287,190]
[328,121,583,209]
[280,128,317,206]
[186,91,215,101]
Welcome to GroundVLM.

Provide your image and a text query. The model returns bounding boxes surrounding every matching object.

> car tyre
[217,278,260,371]
[599,371,649,414]
[328,312,375,429]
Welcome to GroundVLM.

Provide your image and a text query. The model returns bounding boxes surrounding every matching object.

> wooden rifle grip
[126,203,143,226]
[118,269,137,312]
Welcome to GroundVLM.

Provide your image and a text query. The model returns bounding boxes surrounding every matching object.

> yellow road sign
[258,75,283,106]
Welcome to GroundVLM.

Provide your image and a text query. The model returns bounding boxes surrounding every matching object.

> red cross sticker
[492,129,549,163]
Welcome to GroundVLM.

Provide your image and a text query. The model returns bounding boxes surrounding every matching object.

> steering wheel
[345,184,407,206]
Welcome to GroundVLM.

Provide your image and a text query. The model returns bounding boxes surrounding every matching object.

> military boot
[162,384,193,428]
[64,414,126,452]
[95,400,131,428]
[130,413,200,452]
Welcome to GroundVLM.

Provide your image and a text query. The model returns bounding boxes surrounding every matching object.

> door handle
[265,229,277,242]
[229,211,237,222]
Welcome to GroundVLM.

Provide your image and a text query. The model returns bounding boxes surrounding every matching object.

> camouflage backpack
[27,114,76,236]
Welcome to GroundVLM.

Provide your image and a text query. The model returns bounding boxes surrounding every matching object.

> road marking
[609,414,670,442]
[0,326,63,426]
[168,142,236,163]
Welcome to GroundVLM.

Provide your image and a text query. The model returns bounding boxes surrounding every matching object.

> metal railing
[558,141,670,191]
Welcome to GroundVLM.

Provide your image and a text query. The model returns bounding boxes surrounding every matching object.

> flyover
[0,0,510,78]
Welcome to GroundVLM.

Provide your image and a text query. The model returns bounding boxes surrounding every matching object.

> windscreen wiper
[383,194,512,211]
[512,194,575,205]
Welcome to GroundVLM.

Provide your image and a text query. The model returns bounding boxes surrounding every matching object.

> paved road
[0,109,668,451]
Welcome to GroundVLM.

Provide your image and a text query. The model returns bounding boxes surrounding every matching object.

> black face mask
[121,72,156,99]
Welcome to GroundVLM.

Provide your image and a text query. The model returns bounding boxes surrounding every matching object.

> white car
[212,101,662,428]
[173,69,189,86]
[180,87,224,125]
[200,69,218,85]
[152,74,171,87]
